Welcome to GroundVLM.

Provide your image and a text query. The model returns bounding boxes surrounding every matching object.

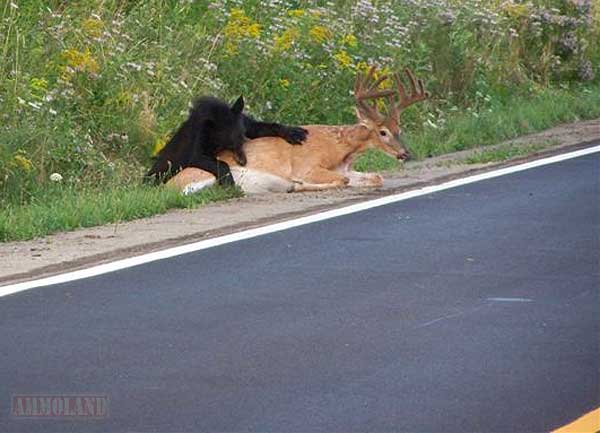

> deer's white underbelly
[181,163,381,195]
[182,167,294,195]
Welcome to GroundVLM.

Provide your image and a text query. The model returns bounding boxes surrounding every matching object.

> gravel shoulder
[1,118,598,286]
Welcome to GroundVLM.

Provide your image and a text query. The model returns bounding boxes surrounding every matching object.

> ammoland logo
[11,395,108,419]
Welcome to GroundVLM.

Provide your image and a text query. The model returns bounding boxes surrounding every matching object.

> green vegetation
[0,184,241,242]
[465,142,555,164]
[0,0,598,241]
[357,82,600,172]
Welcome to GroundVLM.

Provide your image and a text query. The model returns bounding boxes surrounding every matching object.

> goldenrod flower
[246,23,261,38]
[274,27,300,51]
[309,25,333,43]
[287,9,305,18]
[29,78,48,98]
[334,51,353,68]
[60,48,99,79]
[374,67,392,88]
[223,8,261,55]
[355,61,370,73]
[82,17,104,38]
[224,10,260,39]
[279,78,290,89]
[13,154,33,172]
[342,34,358,47]
[503,2,530,18]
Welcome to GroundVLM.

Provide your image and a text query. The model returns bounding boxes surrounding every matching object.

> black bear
[146,95,307,185]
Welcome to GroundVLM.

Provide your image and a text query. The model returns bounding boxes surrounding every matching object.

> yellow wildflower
[274,27,300,51]
[334,51,353,68]
[342,34,358,48]
[309,25,333,43]
[374,66,392,87]
[225,43,238,56]
[224,9,261,40]
[354,62,390,84]
[13,154,33,172]
[287,9,305,18]
[61,48,99,79]
[82,17,103,38]
[279,78,290,89]
[246,23,261,38]
[29,78,48,98]
[152,136,168,156]
[223,8,261,55]
[503,2,530,19]
[355,61,370,73]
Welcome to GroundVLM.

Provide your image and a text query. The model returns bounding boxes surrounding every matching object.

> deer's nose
[398,149,410,161]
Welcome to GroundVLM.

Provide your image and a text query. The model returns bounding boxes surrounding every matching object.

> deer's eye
[379,130,387,136]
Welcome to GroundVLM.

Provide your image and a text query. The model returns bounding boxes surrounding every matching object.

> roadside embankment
[1,118,598,286]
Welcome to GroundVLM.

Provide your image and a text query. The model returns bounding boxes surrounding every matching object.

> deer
[167,66,429,195]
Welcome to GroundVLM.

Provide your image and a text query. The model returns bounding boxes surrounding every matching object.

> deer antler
[354,66,396,122]
[389,68,429,119]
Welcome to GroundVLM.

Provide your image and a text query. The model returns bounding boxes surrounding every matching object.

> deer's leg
[292,181,345,192]
[346,171,384,187]
[291,168,349,192]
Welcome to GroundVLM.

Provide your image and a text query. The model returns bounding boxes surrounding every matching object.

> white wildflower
[50,173,63,182]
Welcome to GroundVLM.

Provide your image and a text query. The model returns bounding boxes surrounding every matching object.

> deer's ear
[231,95,244,114]
[349,123,372,141]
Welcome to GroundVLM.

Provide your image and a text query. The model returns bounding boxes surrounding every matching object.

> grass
[464,142,556,164]
[354,82,600,172]
[353,149,401,173]
[407,83,600,159]
[0,185,241,242]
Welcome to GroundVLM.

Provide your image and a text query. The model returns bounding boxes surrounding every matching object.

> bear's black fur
[146,95,307,185]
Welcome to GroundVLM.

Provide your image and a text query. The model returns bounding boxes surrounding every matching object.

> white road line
[416,303,490,329]
[487,298,534,302]
[1,144,599,298]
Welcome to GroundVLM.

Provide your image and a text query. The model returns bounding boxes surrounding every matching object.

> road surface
[1,151,598,432]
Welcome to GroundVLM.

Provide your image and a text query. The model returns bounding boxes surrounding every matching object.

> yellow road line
[552,407,600,433]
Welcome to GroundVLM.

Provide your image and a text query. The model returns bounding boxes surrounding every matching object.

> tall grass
[0,0,598,241]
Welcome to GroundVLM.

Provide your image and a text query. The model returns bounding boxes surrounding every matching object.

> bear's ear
[231,95,244,114]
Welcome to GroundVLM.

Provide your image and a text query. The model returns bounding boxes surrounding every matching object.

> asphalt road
[1,152,598,433]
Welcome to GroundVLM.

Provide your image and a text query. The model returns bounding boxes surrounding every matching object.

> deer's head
[352,67,429,161]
